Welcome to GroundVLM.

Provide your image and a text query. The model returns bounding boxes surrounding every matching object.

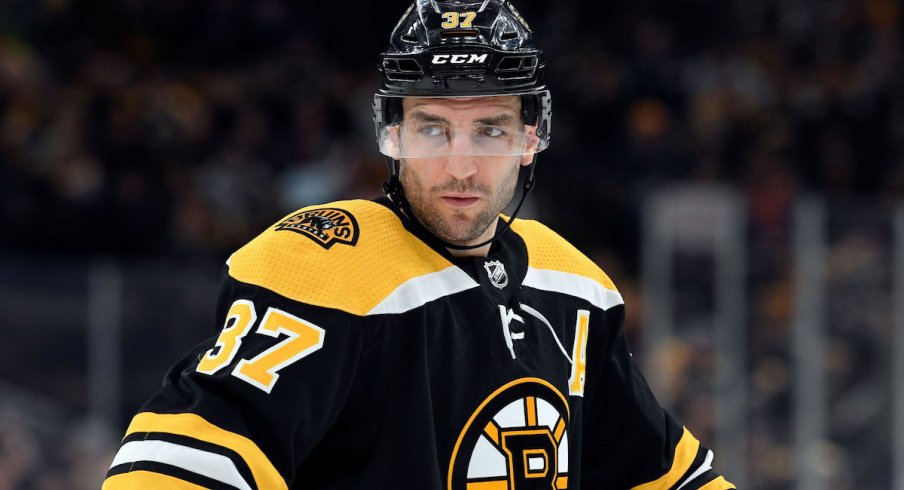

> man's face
[398,96,537,247]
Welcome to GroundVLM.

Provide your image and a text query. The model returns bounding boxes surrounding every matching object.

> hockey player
[104,1,735,488]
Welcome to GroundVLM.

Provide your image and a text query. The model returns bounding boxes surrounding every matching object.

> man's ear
[520,125,540,166]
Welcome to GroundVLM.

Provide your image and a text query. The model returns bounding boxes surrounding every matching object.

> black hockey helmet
[373,0,552,156]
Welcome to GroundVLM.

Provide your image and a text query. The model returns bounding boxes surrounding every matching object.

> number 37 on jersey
[196,299,325,394]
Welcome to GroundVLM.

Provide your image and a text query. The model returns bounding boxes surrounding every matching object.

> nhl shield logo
[484,260,508,289]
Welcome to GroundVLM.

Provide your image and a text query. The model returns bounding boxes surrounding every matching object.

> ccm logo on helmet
[431,53,488,64]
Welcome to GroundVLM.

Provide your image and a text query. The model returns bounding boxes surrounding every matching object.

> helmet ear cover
[520,93,539,126]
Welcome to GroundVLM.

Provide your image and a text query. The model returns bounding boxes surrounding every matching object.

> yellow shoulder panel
[510,218,618,292]
[227,200,453,316]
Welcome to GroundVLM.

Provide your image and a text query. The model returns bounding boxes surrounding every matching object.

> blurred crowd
[2,0,901,258]
[1,0,902,488]
[0,408,116,489]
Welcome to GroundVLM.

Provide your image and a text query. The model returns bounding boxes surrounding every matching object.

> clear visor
[375,95,550,159]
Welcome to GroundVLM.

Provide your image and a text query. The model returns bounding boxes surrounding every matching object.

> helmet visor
[374,94,550,159]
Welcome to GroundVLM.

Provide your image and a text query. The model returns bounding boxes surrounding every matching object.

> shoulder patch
[274,207,359,249]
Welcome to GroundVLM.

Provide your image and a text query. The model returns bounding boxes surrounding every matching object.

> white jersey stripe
[366,266,621,315]
[523,267,624,311]
[366,266,479,315]
[110,439,253,490]
[677,449,714,490]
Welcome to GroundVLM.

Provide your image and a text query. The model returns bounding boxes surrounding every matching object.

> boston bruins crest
[275,207,359,249]
[449,378,570,490]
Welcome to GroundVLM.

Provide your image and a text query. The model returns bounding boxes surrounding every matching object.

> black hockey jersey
[103,198,734,489]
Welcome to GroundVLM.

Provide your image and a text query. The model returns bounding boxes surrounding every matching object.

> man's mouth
[441,196,480,207]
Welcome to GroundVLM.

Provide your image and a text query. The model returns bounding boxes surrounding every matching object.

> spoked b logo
[448,378,570,489]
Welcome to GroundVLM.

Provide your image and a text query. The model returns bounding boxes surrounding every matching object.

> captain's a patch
[275,207,359,249]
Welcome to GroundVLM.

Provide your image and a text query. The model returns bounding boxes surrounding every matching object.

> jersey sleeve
[103,270,369,490]
[580,304,736,490]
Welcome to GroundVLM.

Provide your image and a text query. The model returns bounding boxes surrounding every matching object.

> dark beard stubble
[401,162,520,245]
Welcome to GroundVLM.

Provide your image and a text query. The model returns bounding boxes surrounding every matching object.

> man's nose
[444,133,478,180]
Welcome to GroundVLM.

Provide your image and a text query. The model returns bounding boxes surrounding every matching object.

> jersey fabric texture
[104,198,735,490]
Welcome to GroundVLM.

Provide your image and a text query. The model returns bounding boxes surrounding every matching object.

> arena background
[1,0,902,488]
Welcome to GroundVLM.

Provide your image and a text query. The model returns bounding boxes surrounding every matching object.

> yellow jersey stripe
[699,476,736,489]
[466,480,508,490]
[124,412,287,490]
[103,470,208,489]
[630,427,700,490]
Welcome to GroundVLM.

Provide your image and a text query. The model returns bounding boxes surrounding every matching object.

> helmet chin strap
[382,156,537,252]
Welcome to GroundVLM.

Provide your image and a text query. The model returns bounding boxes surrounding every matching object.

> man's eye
[479,126,506,138]
[418,125,445,137]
